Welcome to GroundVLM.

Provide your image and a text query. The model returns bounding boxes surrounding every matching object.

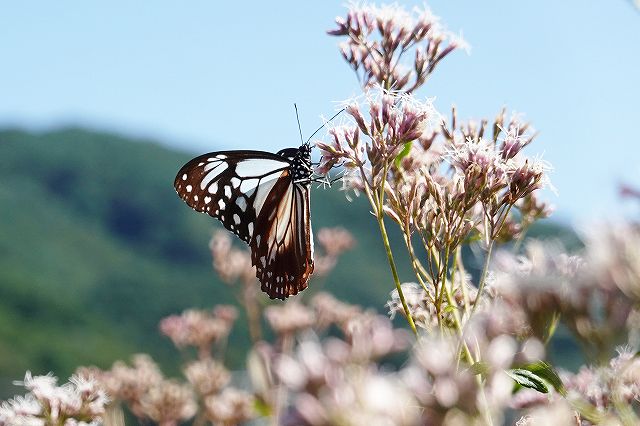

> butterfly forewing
[174,151,290,244]
[174,148,314,300]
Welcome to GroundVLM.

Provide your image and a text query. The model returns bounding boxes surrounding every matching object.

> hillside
[0,128,579,394]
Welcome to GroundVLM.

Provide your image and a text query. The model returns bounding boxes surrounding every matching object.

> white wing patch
[236,196,247,212]
[239,178,259,194]
[253,173,284,216]
[201,161,228,189]
[275,185,293,242]
[235,158,288,178]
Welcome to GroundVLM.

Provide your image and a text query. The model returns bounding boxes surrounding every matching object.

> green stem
[427,245,443,327]
[436,243,451,317]
[441,283,474,364]
[403,228,434,302]
[376,162,417,335]
[455,247,471,314]
[512,223,530,253]
[491,203,514,240]
[468,239,494,320]
[378,212,418,335]
[426,243,475,365]
[358,161,417,335]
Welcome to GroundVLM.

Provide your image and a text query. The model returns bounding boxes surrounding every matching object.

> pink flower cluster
[328,3,467,92]
[159,306,236,358]
[80,304,254,426]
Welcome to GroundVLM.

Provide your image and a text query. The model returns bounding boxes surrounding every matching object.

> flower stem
[512,223,530,253]
[436,243,451,317]
[403,227,434,303]
[365,160,417,336]
[469,239,494,319]
[377,212,418,335]
[426,244,475,365]
[441,283,475,364]
[455,247,471,313]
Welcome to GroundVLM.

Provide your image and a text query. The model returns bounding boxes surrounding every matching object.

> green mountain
[0,127,578,394]
[0,128,403,380]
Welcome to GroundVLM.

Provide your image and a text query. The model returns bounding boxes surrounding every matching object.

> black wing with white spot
[174,148,314,299]
[174,151,290,244]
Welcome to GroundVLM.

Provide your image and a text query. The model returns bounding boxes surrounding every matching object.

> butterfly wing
[251,175,314,299]
[174,150,314,299]
[174,151,291,244]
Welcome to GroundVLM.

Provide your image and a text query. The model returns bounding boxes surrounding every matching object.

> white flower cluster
[0,372,108,426]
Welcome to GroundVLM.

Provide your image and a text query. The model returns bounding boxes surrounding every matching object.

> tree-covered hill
[0,127,579,395]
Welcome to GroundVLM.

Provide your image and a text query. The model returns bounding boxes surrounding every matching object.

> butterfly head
[298,141,312,160]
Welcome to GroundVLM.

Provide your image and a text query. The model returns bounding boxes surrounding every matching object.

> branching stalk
[358,161,417,335]
[468,239,495,320]
[378,211,418,335]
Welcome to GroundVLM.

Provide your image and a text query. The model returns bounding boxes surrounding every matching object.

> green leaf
[521,361,566,396]
[542,311,561,343]
[394,141,413,169]
[507,368,549,393]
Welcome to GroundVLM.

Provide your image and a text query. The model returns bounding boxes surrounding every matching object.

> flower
[183,359,231,397]
[213,304,238,322]
[315,125,364,176]
[138,380,196,424]
[0,372,108,426]
[316,88,440,188]
[275,337,420,426]
[515,400,576,426]
[492,232,640,365]
[209,230,254,284]
[329,2,465,91]
[89,354,162,418]
[562,347,640,420]
[313,227,356,276]
[386,282,438,331]
[317,227,355,258]
[311,292,361,331]
[583,222,640,302]
[159,308,231,354]
[265,302,315,336]
[492,241,582,341]
[204,388,255,426]
[345,311,410,361]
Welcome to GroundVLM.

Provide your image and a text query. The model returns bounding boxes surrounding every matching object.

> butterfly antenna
[294,103,305,145]
[305,108,346,145]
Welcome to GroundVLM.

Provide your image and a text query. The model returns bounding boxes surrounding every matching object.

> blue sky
[1,1,639,223]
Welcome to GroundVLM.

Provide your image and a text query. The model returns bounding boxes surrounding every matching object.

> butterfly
[174,142,315,300]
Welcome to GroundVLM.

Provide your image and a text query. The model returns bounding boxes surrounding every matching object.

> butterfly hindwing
[251,174,314,299]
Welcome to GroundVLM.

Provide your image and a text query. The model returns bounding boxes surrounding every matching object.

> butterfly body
[174,144,314,300]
